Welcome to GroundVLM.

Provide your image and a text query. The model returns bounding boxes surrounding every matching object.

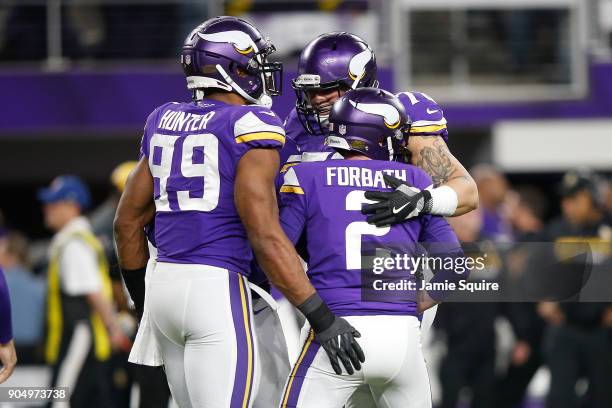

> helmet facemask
[293,75,351,135]
[215,41,283,107]
[249,41,283,99]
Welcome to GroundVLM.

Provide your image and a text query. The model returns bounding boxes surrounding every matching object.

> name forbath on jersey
[325,166,408,188]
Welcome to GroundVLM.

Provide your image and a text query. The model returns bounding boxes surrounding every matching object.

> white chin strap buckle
[258,94,273,108]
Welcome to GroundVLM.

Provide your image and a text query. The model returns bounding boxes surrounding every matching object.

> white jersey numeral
[149,133,177,212]
[149,133,220,212]
[344,190,390,270]
[178,133,220,211]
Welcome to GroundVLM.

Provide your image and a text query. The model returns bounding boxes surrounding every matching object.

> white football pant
[279,315,431,408]
[147,262,259,408]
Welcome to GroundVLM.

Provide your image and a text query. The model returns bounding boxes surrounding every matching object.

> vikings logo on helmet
[197,30,255,55]
[292,32,378,135]
[348,100,401,129]
[326,87,410,161]
[348,48,374,85]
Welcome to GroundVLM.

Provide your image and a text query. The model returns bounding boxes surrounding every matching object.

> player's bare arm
[113,157,155,317]
[362,137,478,227]
[235,148,315,306]
[408,136,478,216]
[0,340,17,384]
[409,135,478,215]
[237,148,365,375]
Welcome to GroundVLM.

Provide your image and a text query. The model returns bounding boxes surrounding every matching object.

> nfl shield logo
[339,124,347,135]
[185,55,192,65]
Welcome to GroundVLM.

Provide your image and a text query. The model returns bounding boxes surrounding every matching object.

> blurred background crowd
[1,0,612,407]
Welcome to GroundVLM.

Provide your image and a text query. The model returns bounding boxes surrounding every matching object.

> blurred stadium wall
[0,0,611,234]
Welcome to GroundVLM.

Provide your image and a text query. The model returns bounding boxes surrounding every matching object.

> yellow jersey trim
[280,185,304,195]
[235,131,286,144]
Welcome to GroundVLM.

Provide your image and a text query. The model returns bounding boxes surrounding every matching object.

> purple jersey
[0,267,13,343]
[140,100,285,276]
[283,90,449,162]
[279,159,460,316]
[395,91,449,140]
[284,108,334,155]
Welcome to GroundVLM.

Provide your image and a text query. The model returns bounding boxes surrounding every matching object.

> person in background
[66,0,106,59]
[506,186,548,241]
[435,208,499,408]
[0,266,17,384]
[471,164,513,243]
[597,177,612,218]
[91,161,138,312]
[38,175,130,407]
[90,161,137,407]
[91,161,171,408]
[495,186,548,408]
[0,231,45,364]
[539,170,612,408]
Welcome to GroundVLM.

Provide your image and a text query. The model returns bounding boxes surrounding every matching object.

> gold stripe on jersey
[411,124,447,134]
[235,131,286,144]
[280,162,300,173]
[280,185,304,195]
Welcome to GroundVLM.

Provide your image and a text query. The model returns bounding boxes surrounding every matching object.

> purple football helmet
[326,88,411,161]
[292,32,378,134]
[181,16,282,107]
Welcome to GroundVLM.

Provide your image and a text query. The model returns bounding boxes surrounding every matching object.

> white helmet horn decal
[197,30,258,55]
[349,100,401,128]
[348,48,373,89]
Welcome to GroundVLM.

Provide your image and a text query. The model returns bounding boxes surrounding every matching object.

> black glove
[297,293,365,375]
[120,266,146,321]
[362,174,432,227]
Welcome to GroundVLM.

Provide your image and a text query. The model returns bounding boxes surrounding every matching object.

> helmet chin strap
[387,136,394,161]
[215,64,273,108]
[259,94,273,108]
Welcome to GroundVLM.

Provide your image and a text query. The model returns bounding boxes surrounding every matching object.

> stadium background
[0,0,611,407]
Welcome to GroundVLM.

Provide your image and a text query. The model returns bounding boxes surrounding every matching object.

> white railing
[385,0,594,101]
[1,0,609,102]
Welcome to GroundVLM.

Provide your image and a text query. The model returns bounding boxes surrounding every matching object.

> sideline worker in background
[38,175,129,407]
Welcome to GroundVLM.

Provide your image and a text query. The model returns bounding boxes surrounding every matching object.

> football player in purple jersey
[284,32,478,222]
[278,33,477,404]
[114,17,363,408]
[278,88,464,408]
[0,266,17,384]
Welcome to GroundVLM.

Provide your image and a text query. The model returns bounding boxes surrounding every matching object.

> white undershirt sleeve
[59,239,103,296]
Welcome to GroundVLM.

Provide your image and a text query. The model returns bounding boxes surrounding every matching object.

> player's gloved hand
[297,293,365,375]
[362,174,432,227]
[119,266,146,321]
[315,316,365,375]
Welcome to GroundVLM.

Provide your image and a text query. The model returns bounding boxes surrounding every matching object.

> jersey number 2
[345,190,390,270]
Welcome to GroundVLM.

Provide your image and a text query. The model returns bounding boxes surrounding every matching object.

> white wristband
[426,185,458,216]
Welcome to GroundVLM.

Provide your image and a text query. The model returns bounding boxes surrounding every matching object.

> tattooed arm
[408,136,478,216]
